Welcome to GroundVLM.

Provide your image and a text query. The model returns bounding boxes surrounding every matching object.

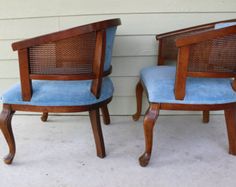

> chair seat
[1,77,113,106]
[141,66,236,104]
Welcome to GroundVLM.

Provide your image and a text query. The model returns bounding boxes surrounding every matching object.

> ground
[0,114,236,187]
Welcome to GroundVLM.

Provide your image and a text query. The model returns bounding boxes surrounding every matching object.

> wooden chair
[133,18,236,123]
[133,20,236,166]
[0,18,121,164]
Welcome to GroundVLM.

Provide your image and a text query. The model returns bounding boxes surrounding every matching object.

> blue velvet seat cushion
[141,66,236,104]
[1,77,114,106]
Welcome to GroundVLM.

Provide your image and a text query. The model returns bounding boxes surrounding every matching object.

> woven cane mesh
[188,34,236,73]
[161,28,213,61]
[29,32,96,75]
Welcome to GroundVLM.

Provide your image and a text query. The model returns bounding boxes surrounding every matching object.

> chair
[133,19,236,166]
[0,18,121,164]
[133,18,236,123]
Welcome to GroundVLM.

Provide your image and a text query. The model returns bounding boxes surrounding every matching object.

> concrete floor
[0,114,236,187]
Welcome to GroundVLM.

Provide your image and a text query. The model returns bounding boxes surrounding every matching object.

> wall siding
[0,1,235,115]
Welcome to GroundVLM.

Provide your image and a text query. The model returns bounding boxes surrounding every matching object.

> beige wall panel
[0,60,19,78]
[0,13,235,40]
[0,17,59,39]
[60,13,236,35]
[0,0,235,19]
[111,77,138,96]
[111,56,156,77]
[113,36,156,57]
[0,40,18,60]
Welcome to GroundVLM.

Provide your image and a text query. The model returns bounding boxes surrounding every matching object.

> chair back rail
[156,18,236,66]
[12,18,121,101]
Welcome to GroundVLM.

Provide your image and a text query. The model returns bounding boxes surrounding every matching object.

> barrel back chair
[0,18,121,164]
[133,18,236,123]
[133,20,236,166]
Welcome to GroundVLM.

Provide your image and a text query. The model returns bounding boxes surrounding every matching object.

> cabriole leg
[139,104,159,167]
[0,104,15,164]
[132,80,144,121]
[89,109,106,158]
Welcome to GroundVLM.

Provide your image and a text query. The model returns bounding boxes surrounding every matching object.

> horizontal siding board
[60,13,236,35]
[0,13,236,39]
[113,36,157,57]
[0,17,59,39]
[0,0,236,19]
[111,56,156,77]
[0,40,18,60]
[0,60,19,78]
[112,77,138,96]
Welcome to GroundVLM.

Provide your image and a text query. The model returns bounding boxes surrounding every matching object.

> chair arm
[12,18,121,51]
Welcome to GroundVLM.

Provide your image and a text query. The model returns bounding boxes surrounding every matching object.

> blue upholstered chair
[133,20,236,166]
[0,19,121,164]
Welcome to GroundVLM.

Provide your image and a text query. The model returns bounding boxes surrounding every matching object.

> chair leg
[202,110,210,123]
[132,80,143,121]
[89,109,106,158]
[0,105,15,164]
[41,112,48,122]
[139,104,159,167]
[224,106,236,155]
[101,105,110,125]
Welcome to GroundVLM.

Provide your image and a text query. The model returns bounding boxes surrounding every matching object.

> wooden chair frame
[133,18,236,124]
[0,18,121,164]
[133,20,236,167]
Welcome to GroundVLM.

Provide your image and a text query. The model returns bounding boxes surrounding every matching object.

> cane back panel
[29,32,96,75]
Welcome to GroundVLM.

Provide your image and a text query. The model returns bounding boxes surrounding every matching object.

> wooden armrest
[12,18,121,51]
[156,18,236,40]
[176,25,236,47]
